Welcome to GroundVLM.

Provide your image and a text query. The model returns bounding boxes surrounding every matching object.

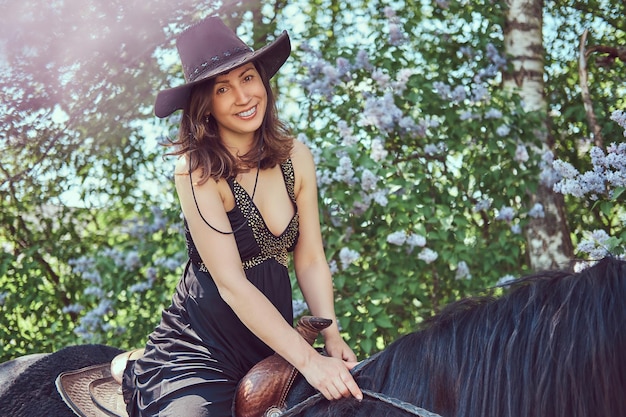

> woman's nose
[234,86,250,104]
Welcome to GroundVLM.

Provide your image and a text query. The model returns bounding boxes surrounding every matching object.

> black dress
[127,159,300,417]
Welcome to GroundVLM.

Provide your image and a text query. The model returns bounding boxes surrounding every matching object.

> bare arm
[291,140,358,362]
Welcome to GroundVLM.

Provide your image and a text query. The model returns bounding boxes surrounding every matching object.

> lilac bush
[550,110,626,258]
[291,2,546,353]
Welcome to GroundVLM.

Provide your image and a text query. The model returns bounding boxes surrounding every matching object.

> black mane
[288,257,626,417]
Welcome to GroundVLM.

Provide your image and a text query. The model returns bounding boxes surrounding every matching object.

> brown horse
[2,256,625,416]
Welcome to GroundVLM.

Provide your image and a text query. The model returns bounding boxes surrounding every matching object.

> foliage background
[1,0,624,361]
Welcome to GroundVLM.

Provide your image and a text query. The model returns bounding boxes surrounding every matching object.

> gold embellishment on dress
[235,159,298,270]
[195,160,299,273]
[242,250,289,269]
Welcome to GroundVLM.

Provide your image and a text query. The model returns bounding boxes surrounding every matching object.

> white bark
[503,0,573,270]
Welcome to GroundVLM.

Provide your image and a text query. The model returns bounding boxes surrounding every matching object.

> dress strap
[189,158,259,235]
[279,159,297,205]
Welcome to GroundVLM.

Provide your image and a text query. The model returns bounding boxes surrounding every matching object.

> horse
[1,256,625,417]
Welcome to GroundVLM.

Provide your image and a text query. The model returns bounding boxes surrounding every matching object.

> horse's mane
[298,257,626,417]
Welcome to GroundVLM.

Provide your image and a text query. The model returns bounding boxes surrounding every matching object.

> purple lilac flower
[361,169,378,192]
[292,299,308,317]
[552,160,579,178]
[84,286,105,298]
[370,138,388,162]
[383,6,396,18]
[337,120,358,147]
[335,57,351,78]
[424,144,439,155]
[515,144,529,162]
[473,198,491,212]
[496,124,511,137]
[460,110,475,121]
[528,203,545,218]
[485,43,507,68]
[610,110,626,133]
[433,81,451,100]
[372,68,391,89]
[496,274,516,287]
[355,49,373,71]
[387,231,407,246]
[485,108,503,119]
[393,68,416,93]
[333,156,356,185]
[455,261,471,280]
[388,22,405,46]
[62,303,84,314]
[359,93,403,132]
[540,151,561,188]
[495,206,516,222]
[451,85,467,103]
[471,84,490,102]
[129,281,152,293]
[328,259,339,274]
[407,233,427,248]
[125,251,141,270]
[339,247,360,270]
[351,198,370,216]
[418,248,438,264]
[577,229,612,259]
[459,46,474,58]
[399,116,419,135]
[371,189,389,206]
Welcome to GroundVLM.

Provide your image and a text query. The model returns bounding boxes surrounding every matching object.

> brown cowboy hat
[154,16,291,118]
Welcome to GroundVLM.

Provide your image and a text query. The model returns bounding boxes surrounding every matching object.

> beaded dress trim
[196,159,299,272]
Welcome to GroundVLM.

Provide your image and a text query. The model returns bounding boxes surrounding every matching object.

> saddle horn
[233,316,332,417]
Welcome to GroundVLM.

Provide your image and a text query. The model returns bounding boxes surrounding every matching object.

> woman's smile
[237,105,257,119]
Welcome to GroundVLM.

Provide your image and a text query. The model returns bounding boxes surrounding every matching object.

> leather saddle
[55,316,331,417]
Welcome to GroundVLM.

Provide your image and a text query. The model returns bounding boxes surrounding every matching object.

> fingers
[302,355,363,402]
[340,368,363,401]
[342,349,357,363]
[318,365,363,401]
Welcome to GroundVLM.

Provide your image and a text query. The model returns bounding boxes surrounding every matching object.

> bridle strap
[279,389,443,417]
[361,390,444,417]
[278,352,443,417]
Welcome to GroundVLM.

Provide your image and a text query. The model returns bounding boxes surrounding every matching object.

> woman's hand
[299,352,362,401]
[324,333,358,363]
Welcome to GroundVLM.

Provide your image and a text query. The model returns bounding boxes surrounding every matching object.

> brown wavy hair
[166,63,293,184]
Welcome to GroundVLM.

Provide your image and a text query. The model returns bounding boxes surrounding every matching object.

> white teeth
[238,106,256,117]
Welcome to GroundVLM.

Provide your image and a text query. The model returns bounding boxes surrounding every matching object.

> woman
[125,15,362,417]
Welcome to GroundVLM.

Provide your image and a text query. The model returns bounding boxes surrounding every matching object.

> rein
[279,352,443,417]
[279,389,444,417]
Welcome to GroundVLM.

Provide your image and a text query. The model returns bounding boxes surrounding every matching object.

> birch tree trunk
[503,0,573,270]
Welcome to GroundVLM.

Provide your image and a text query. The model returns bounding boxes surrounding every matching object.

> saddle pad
[55,363,129,417]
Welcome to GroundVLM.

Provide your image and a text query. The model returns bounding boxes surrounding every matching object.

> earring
[204,115,211,123]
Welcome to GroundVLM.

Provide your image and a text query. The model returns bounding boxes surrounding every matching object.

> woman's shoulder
[289,138,313,163]
[174,155,189,176]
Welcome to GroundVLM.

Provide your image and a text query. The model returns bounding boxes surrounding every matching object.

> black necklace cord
[188,141,262,235]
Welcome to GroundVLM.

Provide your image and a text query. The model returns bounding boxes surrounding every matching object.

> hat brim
[154,31,290,118]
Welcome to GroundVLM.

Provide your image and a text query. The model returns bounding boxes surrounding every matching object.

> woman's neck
[221,132,256,157]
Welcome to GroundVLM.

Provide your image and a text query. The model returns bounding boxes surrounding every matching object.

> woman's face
[209,63,267,143]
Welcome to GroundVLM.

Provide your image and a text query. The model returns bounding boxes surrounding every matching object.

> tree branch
[578,28,603,147]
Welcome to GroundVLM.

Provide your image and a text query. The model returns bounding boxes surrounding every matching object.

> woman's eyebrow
[215,66,255,85]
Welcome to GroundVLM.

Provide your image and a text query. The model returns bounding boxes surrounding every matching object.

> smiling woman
[118,15,362,417]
